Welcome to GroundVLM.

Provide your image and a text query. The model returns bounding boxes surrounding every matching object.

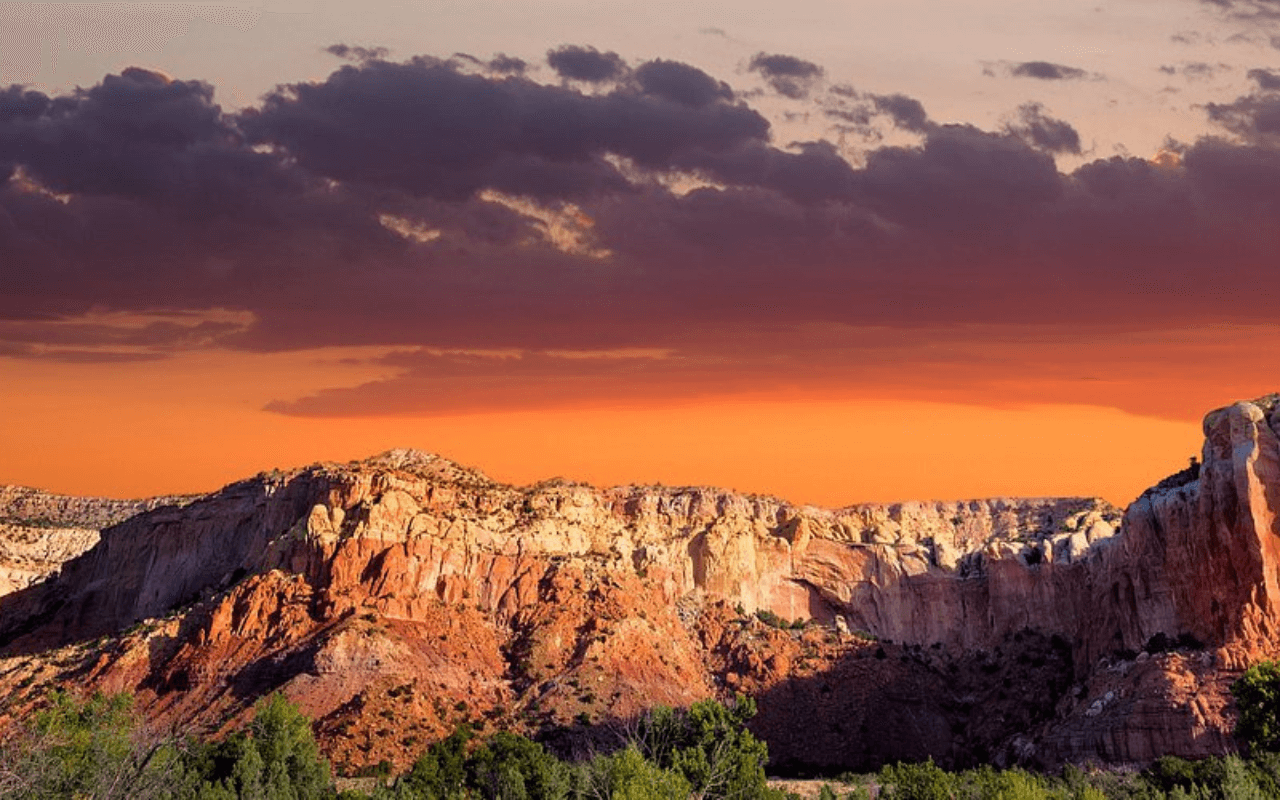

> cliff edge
[0,401,1276,773]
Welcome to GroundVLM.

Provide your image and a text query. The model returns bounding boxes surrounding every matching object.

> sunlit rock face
[0,399,1277,772]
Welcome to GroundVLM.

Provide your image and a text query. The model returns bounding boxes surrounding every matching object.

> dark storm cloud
[0,68,232,203]
[748,53,824,98]
[1007,103,1083,154]
[854,123,1063,233]
[6,52,1280,416]
[1009,61,1089,80]
[242,57,768,202]
[546,45,628,82]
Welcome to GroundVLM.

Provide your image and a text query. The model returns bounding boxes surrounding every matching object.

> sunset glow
[2,0,1278,507]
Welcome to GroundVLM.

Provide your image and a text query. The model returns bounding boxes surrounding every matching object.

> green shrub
[467,731,571,800]
[631,697,769,800]
[401,725,473,800]
[0,690,188,800]
[1233,661,1280,755]
[186,692,335,800]
[582,745,691,800]
[879,759,954,800]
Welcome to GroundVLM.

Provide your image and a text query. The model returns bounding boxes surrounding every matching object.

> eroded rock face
[0,487,193,596]
[0,402,1277,773]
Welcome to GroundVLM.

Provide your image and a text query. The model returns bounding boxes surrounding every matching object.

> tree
[193,692,335,800]
[402,724,473,800]
[629,697,769,800]
[878,759,954,800]
[0,690,188,800]
[582,745,691,800]
[466,731,571,800]
[1233,661,1280,755]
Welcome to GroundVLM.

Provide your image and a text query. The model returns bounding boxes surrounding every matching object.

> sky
[2,0,1280,506]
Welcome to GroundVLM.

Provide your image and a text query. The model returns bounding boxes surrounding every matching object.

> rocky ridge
[0,486,193,596]
[0,400,1277,774]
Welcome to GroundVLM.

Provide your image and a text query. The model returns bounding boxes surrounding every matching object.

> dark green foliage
[755,610,788,629]
[467,731,571,800]
[397,726,570,800]
[1232,660,1280,755]
[878,759,954,800]
[391,698,771,800]
[186,692,335,799]
[24,688,1280,800]
[403,725,473,799]
[631,697,770,800]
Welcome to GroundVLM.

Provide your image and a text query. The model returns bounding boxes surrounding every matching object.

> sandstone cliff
[0,486,193,596]
[0,398,1276,774]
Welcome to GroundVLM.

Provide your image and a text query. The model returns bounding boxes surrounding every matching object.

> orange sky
[3,18,1278,510]
[0,346,1209,508]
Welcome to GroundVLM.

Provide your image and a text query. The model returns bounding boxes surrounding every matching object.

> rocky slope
[0,487,193,596]
[0,397,1277,774]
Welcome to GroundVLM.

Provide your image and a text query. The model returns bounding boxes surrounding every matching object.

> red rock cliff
[0,398,1277,772]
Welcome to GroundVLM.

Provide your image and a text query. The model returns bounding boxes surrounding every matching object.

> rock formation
[0,486,193,596]
[1,398,1278,774]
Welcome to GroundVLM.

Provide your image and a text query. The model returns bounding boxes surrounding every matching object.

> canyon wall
[0,486,193,596]
[1,398,1278,772]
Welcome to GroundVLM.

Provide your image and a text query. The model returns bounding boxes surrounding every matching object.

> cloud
[5,52,1280,421]
[325,44,389,63]
[488,54,528,75]
[872,94,930,132]
[821,87,931,138]
[266,325,1280,424]
[1159,62,1231,80]
[0,310,250,361]
[748,52,825,98]
[241,56,768,202]
[1249,67,1280,89]
[633,59,734,107]
[1206,89,1280,143]
[1006,103,1083,154]
[1008,61,1090,80]
[1200,0,1280,20]
[546,45,628,82]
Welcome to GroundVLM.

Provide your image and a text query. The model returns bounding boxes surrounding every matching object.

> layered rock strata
[0,487,192,595]
[0,398,1277,772]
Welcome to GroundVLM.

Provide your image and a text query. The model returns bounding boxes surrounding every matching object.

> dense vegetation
[8,659,1280,799]
[0,693,774,800]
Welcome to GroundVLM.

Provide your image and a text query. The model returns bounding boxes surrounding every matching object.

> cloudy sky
[2,0,1279,504]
